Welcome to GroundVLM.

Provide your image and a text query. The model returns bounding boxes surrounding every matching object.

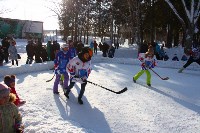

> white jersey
[67,57,92,79]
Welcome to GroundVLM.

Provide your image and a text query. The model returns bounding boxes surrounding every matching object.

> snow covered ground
[0,40,200,133]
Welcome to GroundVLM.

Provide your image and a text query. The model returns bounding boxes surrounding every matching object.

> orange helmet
[82,47,93,57]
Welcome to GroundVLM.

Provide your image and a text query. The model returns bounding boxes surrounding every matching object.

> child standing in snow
[133,45,156,86]
[0,83,24,133]
[4,74,26,106]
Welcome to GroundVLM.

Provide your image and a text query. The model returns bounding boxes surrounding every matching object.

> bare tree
[164,0,200,53]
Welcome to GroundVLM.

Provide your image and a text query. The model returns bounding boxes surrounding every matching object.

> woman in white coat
[8,40,18,66]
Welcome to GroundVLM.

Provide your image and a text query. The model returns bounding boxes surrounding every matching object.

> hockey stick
[150,68,169,80]
[87,80,128,94]
[46,74,55,82]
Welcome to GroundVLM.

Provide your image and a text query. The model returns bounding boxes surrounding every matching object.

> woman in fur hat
[0,83,24,132]
[133,45,156,86]
[64,47,93,104]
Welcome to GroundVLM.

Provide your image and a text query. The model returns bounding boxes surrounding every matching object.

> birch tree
[164,0,200,53]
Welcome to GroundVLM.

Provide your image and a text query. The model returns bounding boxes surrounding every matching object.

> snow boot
[133,77,136,83]
[178,67,184,73]
[53,92,59,94]
[78,98,83,105]
[64,90,70,99]
[147,83,151,87]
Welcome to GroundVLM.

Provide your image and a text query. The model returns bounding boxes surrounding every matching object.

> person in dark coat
[98,42,103,51]
[46,41,52,61]
[41,45,48,62]
[0,45,4,66]
[102,42,109,57]
[139,42,148,54]
[51,40,60,61]
[178,41,200,73]
[93,41,98,54]
[26,40,35,64]
[1,37,10,63]
[34,40,43,63]
[108,45,115,58]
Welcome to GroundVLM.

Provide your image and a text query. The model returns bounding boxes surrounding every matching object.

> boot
[147,83,151,87]
[178,67,184,73]
[64,90,70,99]
[133,77,136,83]
[78,97,83,105]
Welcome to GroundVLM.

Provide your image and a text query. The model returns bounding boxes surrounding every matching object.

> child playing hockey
[64,47,93,104]
[133,45,156,86]
[178,44,200,73]
[4,74,26,106]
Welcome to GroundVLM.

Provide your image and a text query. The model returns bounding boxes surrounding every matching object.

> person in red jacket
[4,75,26,106]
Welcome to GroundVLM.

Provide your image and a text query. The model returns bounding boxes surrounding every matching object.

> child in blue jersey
[133,45,156,86]
[53,44,71,94]
[60,40,77,84]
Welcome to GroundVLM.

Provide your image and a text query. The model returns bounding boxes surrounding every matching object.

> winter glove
[54,64,58,70]
[81,76,87,82]
[15,123,24,133]
[69,72,76,78]
[55,69,61,75]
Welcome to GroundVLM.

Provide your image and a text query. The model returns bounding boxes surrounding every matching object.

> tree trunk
[166,24,172,48]
[184,23,195,53]
[173,30,179,47]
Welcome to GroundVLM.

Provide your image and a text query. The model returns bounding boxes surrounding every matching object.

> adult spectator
[26,40,35,64]
[46,40,52,61]
[1,37,10,63]
[155,42,161,60]
[108,45,115,58]
[51,40,60,61]
[93,40,98,54]
[0,45,4,66]
[102,42,109,57]
[8,40,18,66]
[98,42,103,51]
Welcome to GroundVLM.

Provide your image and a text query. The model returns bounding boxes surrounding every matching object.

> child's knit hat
[0,83,10,99]
[4,75,15,87]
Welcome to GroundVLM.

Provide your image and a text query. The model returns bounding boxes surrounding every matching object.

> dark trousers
[94,47,97,54]
[67,81,87,99]
[12,60,18,66]
[26,56,34,64]
[4,53,9,63]
[183,56,200,68]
